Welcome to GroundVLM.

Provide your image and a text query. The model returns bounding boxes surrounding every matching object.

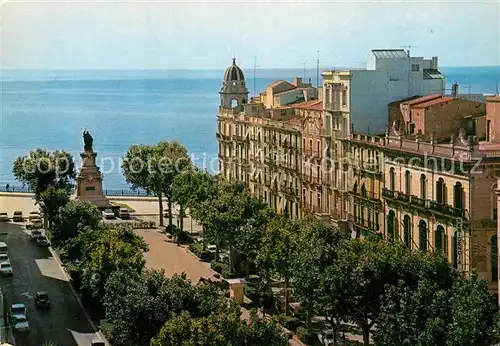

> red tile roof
[406,94,442,106]
[291,100,323,110]
[287,117,303,125]
[412,96,454,109]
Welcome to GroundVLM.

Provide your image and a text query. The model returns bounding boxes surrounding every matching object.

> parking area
[0,221,100,346]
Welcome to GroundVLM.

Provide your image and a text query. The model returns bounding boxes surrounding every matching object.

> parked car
[12,211,24,222]
[0,212,9,222]
[11,303,26,318]
[12,315,29,332]
[102,209,115,219]
[28,211,40,221]
[30,230,42,241]
[119,208,130,219]
[35,291,50,309]
[36,236,50,247]
[91,339,105,346]
[0,253,10,263]
[26,218,43,230]
[0,261,13,276]
[318,329,335,346]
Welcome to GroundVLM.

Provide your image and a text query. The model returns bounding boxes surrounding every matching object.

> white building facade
[322,49,445,136]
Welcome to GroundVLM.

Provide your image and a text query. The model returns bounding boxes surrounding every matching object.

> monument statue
[83,130,93,151]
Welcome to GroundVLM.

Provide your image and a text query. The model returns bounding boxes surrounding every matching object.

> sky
[1,0,499,70]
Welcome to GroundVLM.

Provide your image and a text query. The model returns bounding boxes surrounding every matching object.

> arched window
[491,235,498,282]
[403,215,411,248]
[387,210,396,240]
[436,178,445,204]
[389,168,396,191]
[419,220,427,251]
[405,170,411,195]
[420,174,427,199]
[454,182,463,209]
[231,99,238,108]
[435,225,445,253]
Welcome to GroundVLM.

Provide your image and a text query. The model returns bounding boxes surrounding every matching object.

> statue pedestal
[75,150,112,209]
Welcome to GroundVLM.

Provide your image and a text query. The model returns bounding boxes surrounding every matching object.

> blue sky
[2,0,499,69]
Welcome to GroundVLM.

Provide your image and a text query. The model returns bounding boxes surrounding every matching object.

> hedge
[106,220,156,229]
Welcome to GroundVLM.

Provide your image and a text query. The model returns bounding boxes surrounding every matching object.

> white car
[0,212,9,222]
[0,261,13,276]
[28,211,40,221]
[102,209,115,219]
[11,303,26,317]
[0,253,9,263]
[119,208,130,219]
[13,315,29,332]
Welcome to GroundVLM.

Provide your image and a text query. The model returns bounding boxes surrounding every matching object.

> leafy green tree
[51,200,102,249]
[173,169,218,236]
[122,144,165,225]
[291,217,347,339]
[193,179,266,270]
[257,216,298,316]
[151,309,289,346]
[155,141,192,236]
[104,271,225,346]
[80,225,148,308]
[13,149,76,226]
[340,238,456,345]
[375,273,499,346]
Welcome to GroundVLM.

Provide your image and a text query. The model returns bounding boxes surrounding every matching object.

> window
[419,220,427,252]
[405,170,411,195]
[420,174,427,199]
[435,225,445,253]
[411,64,420,72]
[361,183,367,197]
[403,215,411,248]
[389,168,396,191]
[387,210,396,240]
[409,123,415,134]
[86,186,96,191]
[436,178,445,204]
[453,182,463,209]
[342,89,347,106]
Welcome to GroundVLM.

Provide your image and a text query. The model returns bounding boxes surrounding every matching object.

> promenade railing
[0,185,153,197]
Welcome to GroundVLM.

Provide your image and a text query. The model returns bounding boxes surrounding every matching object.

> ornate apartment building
[217,59,305,218]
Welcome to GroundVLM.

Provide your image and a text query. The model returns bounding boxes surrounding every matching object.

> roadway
[0,221,100,346]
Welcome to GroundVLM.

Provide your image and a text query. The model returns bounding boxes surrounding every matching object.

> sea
[1,66,499,189]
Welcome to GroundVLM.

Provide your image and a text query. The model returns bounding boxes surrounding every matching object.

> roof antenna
[316,50,320,88]
[401,45,418,97]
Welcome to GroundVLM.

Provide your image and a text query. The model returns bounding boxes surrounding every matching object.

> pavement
[0,221,101,346]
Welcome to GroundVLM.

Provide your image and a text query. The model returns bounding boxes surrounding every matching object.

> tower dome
[223,58,245,82]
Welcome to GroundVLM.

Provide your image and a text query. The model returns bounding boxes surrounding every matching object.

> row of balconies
[382,188,465,218]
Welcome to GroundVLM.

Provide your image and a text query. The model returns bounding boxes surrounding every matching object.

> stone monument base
[75,150,112,210]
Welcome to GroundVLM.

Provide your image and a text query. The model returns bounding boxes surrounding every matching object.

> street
[0,221,100,346]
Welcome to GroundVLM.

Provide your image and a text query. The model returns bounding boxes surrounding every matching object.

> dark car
[35,291,50,309]
[36,236,50,247]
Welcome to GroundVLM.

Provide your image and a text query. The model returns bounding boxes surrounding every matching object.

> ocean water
[1,66,499,189]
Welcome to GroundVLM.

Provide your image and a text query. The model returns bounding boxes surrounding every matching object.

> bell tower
[220,58,249,112]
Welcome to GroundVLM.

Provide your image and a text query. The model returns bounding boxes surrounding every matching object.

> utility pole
[316,50,320,88]
[401,45,418,97]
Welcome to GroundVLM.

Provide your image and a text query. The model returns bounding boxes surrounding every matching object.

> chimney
[294,77,303,87]
[431,56,438,69]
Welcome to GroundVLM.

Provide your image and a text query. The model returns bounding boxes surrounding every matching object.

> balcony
[382,188,465,218]
[348,214,378,232]
[302,202,321,214]
[303,148,321,159]
[217,133,231,142]
[324,101,342,112]
[232,135,249,144]
[301,174,321,186]
[280,184,298,197]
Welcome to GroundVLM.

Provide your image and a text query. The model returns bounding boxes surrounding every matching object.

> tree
[193,179,267,270]
[155,141,192,236]
[151,309,289,346]
[291,217,347,339]
[122,144,164,225]
[339,238,456,345]
[51,200,102,249]
[257,216,298,316]
[173,169,218,235]
[80,225,149,309]
[13,149,76,226]
[375,273,500,346]
[104,271,225,346]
